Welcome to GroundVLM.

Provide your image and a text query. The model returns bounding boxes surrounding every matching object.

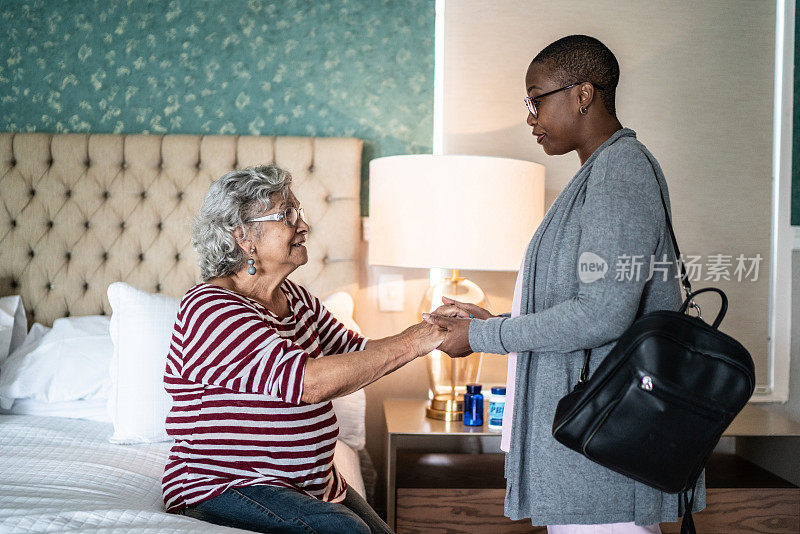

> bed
[0,416,365,533]
[0,132,369,533]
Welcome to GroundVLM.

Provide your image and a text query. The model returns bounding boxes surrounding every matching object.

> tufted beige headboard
[0,133,363,326]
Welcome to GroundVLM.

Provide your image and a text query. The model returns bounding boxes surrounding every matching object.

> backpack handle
[679,287,728,329]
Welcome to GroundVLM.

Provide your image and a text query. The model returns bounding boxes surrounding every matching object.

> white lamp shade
[369,155,545,271]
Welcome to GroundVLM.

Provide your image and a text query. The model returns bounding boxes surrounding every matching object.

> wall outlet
[378,273,404,312]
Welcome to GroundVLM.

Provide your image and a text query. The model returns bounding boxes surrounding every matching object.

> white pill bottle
[487,386,506,431]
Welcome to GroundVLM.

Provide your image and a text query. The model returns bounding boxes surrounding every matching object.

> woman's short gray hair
[192,164,292,281]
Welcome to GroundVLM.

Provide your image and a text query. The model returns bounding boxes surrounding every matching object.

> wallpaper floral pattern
[0,0,435,214]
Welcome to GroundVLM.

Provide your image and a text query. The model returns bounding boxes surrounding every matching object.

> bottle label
[488,400,504,426]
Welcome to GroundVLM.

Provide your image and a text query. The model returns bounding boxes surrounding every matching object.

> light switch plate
[361,217,370,242]
[378,273,404,312]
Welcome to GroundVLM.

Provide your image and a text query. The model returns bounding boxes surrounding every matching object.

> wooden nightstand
[384,398,800,534]
[384,398,539,533]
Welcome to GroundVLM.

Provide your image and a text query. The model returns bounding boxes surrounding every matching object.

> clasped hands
[421,296,496,358]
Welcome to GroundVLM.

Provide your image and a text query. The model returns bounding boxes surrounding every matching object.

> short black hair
[531,35,619,115]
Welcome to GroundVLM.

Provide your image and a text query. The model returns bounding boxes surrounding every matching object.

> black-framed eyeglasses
[248,206,306,227]
[524,82,604,118]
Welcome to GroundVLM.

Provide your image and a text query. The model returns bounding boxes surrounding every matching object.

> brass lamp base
[420,269,489,422]
[425,393,464,421]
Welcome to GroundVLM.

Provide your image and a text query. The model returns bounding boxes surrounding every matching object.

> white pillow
[333,439,366,498]
[107,282,178,444]
[324,291,367,451]
[0,295,27,365]
[323,291,361,334]
[0,316,112,409]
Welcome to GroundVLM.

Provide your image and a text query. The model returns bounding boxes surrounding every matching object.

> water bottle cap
[466,383,482,394]
[491,386,506,395]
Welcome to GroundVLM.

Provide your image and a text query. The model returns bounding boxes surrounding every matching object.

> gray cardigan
[469,128,706,526]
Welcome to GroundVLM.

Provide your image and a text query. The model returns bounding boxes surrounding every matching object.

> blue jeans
[182,484,393,534]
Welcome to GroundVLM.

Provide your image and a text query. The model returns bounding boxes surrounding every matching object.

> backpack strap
[644,156,692,297]
[578,349,591,385]
[575,153,689,389]
[680,483,697,534]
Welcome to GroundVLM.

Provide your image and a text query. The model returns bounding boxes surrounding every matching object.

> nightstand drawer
[397,452,506,488]
[394,452,800,533]
[396,488,544,534]
[659,488,800,533]
[395,453,537,532]
[396,487,800,534]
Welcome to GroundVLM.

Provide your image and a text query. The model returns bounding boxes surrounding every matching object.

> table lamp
[369,154,545,421]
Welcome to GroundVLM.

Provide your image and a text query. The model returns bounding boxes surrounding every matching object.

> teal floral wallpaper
[0,0,435,215]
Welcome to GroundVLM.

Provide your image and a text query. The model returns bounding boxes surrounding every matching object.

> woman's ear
[232,225,251,254]
[578,82,596,109]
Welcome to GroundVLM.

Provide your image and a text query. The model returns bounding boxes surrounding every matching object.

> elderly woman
[162,164,444,534]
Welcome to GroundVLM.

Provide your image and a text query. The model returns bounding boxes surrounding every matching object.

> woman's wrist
[376,331,418,361]
[467,315,507,355]
[402,330,425,359]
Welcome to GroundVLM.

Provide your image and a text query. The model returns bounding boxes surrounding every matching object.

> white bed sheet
[0,415,365,533]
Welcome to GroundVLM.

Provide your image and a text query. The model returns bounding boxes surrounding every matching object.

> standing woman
[424,35,705,532]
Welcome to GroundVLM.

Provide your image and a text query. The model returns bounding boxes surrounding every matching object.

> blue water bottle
[463,384,483,426]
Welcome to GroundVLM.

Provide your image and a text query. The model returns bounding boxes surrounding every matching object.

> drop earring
[247,247,256,275]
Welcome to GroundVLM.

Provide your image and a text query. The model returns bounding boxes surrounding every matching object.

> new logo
[578,252,608,283]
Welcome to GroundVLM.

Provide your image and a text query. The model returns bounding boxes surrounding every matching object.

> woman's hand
[421,313,473,358]
[400,321,448,357]
[431,297,495,320]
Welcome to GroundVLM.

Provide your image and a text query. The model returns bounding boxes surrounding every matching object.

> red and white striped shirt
[162,281,367,512]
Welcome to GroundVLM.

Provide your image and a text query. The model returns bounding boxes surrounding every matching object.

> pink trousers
[547,523,661,534]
